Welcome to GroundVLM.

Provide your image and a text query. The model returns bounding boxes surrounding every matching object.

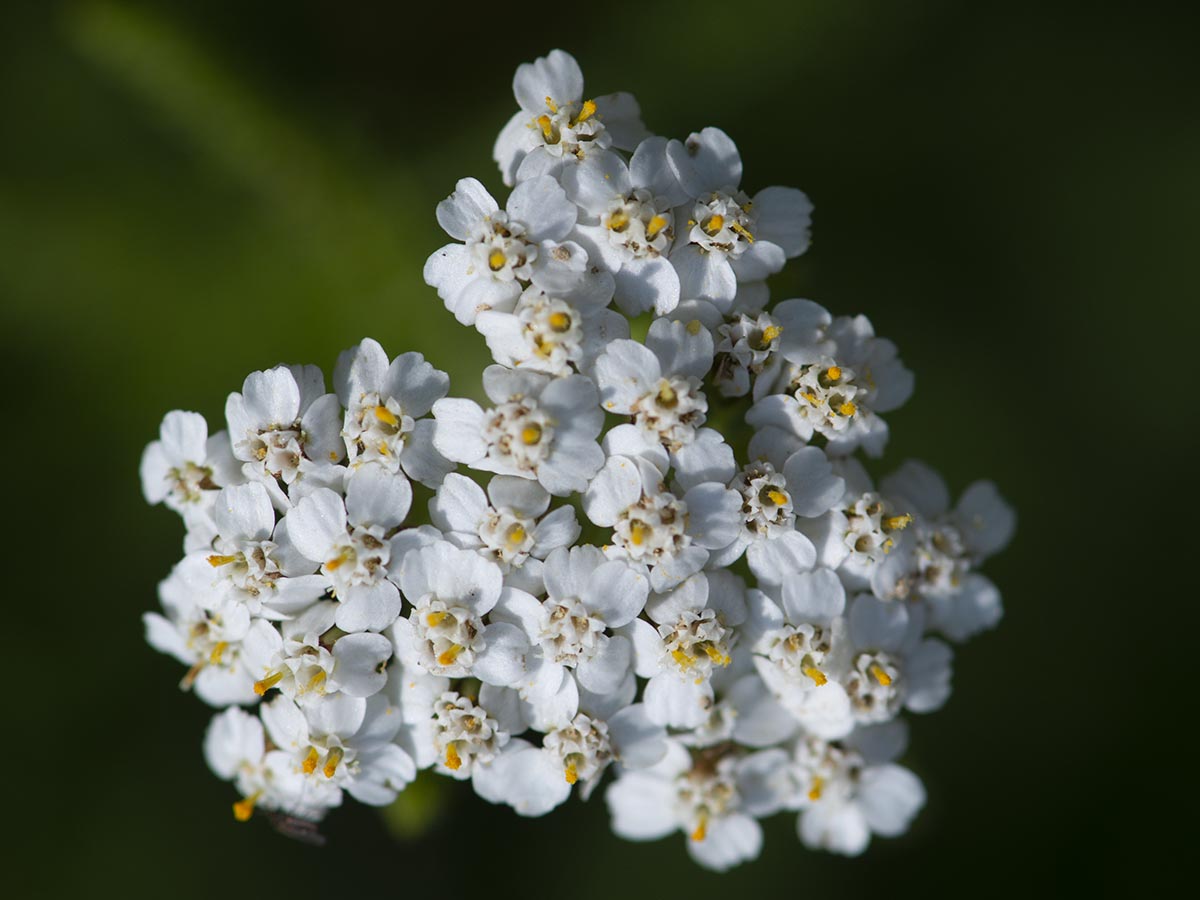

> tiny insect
[263,810,327,847]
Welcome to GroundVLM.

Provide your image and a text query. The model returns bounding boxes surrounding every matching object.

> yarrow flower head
[141,49,1013,870]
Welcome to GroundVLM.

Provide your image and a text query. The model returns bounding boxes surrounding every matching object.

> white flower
[826,594,954,724]
[144,566,256,707]
[666,128,813,311]
[176,482,328,620]
[706,443,844,587]
[241,602,392,703]
[224,364,344,508]
[140,410,242,550]
[431,474,580,595]
[484,705,666,817]
[283,468,412,632]
[390,541,527,686]
[561,142,687,314]
[789,723,925,856]
[476,278,629,379]
[607,740,777,872]
[746,568,855,739]
[261,692,415,809]
[204,707,290,823]
[493,50,648,187]
[628,571,747,728]
[490,545,647,698]
[877,460,1015,640]
[584,453,741,592]
[333,338,451,487]
[749,307,913,458]
[427,686,534,806]
[712,299,834,399]
[424,176,582,325]
[433,366,604,495]
[595,317,714,452]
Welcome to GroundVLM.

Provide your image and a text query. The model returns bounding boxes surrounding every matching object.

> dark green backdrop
[2,0,1190,895]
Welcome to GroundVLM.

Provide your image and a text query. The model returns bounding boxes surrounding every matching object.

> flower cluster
[142,50,1014,870]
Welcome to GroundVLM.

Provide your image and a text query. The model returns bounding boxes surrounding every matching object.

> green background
[2,0,1191,894]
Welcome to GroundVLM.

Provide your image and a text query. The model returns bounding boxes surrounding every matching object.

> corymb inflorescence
[141,50,1014,870]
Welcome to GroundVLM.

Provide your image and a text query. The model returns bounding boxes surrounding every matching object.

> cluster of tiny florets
[141,50,1014,870]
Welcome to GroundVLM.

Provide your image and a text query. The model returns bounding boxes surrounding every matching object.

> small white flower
[746,569,855,739]
[628,571,747,728]
[178,482,329,620]
[607,740,774,872]
[433,366,605,496]
[390,541,527,686]
[826,594,954,724]
[260,693,416,808]
[140,410,242,550]
[224,364,344,508]
[431,473,580,594]
[584,453,741,592]
[284,468,412,633]
[475,272,627,378]
[562,141,687,314]
[493,50,648,187]
[712,299,834,399]
[241,602,393,703]
[666,128,813,311]
[595,317,715,452]
[333,338,451,488]
[144,567,256,707]
[749,307,914,458]
[490,545,647,698]
[424,176,582,325]
[788,723,926,856]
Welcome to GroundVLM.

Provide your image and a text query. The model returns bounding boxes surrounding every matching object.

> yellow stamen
[544,96,558,114]
[671,649,694,670]
[870,663,893,687]
[179,661,204,691]
[882,514,913,533]
[565,764,578,785]
[253,671,284,696]
[690,816,708,842]
[305,669,327,693]
[521,424,543,445]
[488,249,507,271]
[548,311,572,332]
[574,99,597,124]
[686,318,703,335]
[825,366,842,383]
[426,611,449,628]
[800,391,819,405]
[445,743,462,771]
[374,405,399,427]
[656,382,678,407]
[766,489,788,507]
[606,210,630,232]
[437,644,463,667]
[808,777,824,802]
[646,214,668,240]
[301,746,320,776]
[323,747,344,779]
[761,324,783,344]
[536,114,555,141]
[838,401,857,417]
[506,524,527,547]
[803,666,828,686]
[232,792,260,822]
[209,641,228,666]
[629,520,650,546]
[704,645,731,667]
[702,214,725,235]
[730,221,755,242]
[206,554,238,567]
[325,548,353,571]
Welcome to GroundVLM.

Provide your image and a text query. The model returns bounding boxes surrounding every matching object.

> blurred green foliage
[2,0,1193,895]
